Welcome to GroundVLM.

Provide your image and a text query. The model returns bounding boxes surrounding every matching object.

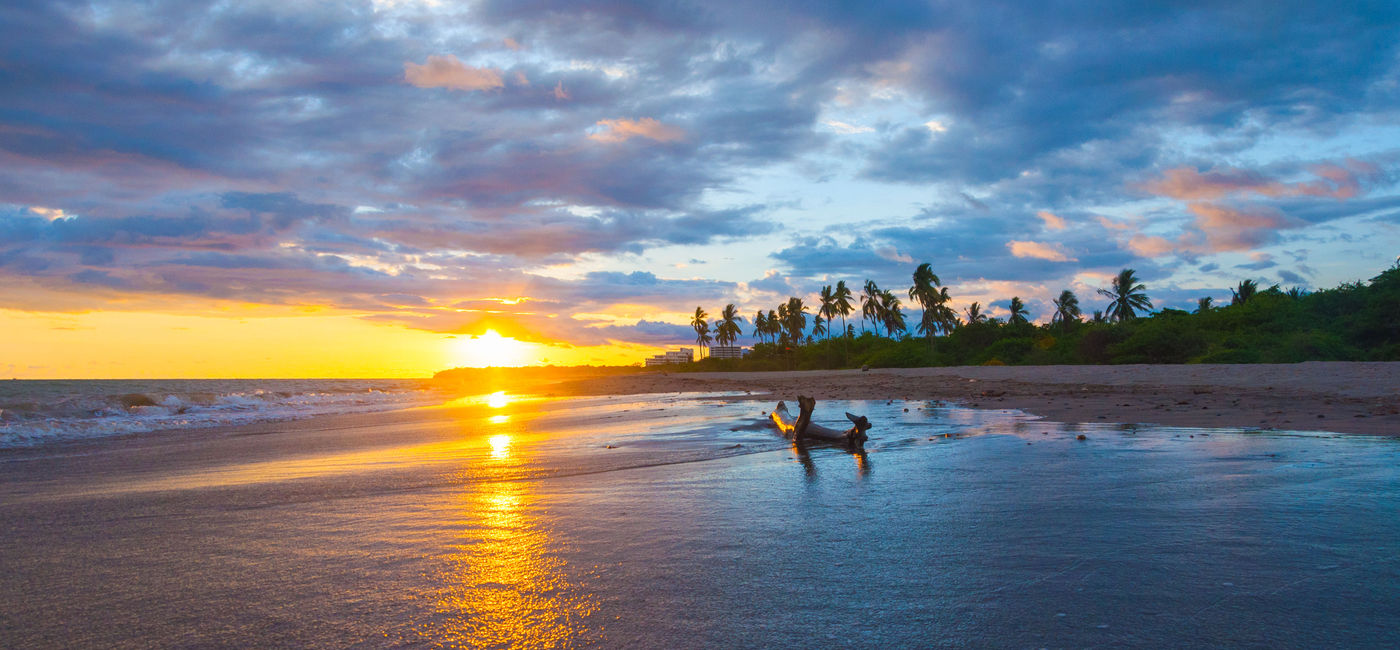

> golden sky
[0,309,657,379]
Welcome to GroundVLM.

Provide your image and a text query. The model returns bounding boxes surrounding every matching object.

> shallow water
[2,393,1398,647]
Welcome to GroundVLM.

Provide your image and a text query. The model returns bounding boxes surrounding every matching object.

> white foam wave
[0,384,441,448]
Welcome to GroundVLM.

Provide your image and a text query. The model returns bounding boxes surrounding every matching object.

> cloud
[588,118,685,143]
[1007,240,1077,262]
[1036,210,1067,230]
[1142,162,1387,201]
[2,0,1398,353]
[404,55,504,91]
[823,120,874,134]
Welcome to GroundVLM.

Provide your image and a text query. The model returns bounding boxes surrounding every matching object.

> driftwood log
[770,395,871,449]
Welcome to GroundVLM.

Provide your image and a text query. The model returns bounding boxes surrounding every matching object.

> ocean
[0,378,443,447]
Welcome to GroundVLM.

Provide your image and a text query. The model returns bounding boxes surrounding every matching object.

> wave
[0,379,443,448]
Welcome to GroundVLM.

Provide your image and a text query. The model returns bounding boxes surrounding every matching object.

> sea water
[1,393,1397,647]
[0,378,441,447]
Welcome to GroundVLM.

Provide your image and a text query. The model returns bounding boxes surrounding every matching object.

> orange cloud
[1007,240,1077,262]
[589,117,685,143]
[1126,234,1177,257]
[404,55,504,91]
[1119,202,1300,258]
[1184,202,1296,252]
[1096,216,1133,231]
[1036,210,1066,230]
[1142,167,1289,200]
[1143,160,1382,201]
[1300,159,1381,199]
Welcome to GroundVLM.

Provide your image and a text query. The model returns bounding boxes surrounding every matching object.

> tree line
[674,261,1400,369]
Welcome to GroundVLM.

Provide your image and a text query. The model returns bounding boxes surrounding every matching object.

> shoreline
[545,361,1400,436]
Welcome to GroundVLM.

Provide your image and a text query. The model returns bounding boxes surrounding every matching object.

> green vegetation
[664,262,1400,372]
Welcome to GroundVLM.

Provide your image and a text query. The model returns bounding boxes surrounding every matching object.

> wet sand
[4,365,1400,646]
[550,362,1400,435]
[3,391,1400,647]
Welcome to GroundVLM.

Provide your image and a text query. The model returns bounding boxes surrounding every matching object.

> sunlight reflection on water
[418,414,600,647]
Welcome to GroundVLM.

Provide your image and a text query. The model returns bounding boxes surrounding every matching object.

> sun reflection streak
[489,433,511,458]
[419,414,599,646]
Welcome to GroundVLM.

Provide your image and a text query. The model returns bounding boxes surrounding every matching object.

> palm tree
[766,309,780,344]
[813,315,827,339]
[908,263,942,344]
[879,290,905,336]
[1097,268,1152,322]
[1231,279,1258,306]
[696,322,712,358]
[782,296,808,344]
[1051,290,1081,328]
[818,285,836,343]
[1008,296,1030,325]
[690,306,709,359]
[1091,310,1106,324]
[934,287,960,333]
[833,280,855,338]
[965,302,987,324]
[1196,296,1214,313]
[752,310,768,344]
[861,280,882,336]
[776,303,789,346]
[1286,286,1308,299]
[716,304,742,347]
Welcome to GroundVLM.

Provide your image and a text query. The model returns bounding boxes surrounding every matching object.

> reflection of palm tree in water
[418,435,599,647]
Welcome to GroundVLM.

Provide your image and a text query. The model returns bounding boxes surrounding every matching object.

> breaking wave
[0,379,444,448]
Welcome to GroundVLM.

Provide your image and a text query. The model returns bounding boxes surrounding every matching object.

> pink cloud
[1142,160,1384,201]
[1126,234,1177,257]
[403,55,504,91]
[1007,240,1077,262]
[1036,210,1067,230]
[1298,159,1383,199]
[1184,202,1296,252]
[1142,167,1290,200]
[589,118,685,143]
[553,81,570,101]
[1119,202,1301,258]
[1096,216,1133,231]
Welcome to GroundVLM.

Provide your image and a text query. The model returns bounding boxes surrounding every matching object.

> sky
[2,0,1399,377]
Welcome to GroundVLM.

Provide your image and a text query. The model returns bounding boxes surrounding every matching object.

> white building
[707,345,746,360]
[644,348,695,366]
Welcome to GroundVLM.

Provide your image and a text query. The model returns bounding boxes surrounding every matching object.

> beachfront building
[708,345,746,360]
[644,348,695,366]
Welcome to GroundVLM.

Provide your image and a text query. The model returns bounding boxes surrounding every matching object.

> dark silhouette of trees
[1051,290,1081,328]
[1008,296,1030,325]
[691,306,711,358]
[1232,279,1259,306]
[833,280,854,339]
[861,280,882,336]
[1098,268,1152,322]
[716,304,742,347]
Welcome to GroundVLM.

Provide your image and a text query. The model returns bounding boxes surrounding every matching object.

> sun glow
[486,391,509,408]
[452,330,532,368]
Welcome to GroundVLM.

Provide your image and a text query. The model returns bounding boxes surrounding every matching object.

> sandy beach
[550,362,1400,436]
[4,366,1400,647]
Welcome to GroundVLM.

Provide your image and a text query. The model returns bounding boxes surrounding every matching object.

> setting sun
[486,391,509,408]
[453,330,533,368]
